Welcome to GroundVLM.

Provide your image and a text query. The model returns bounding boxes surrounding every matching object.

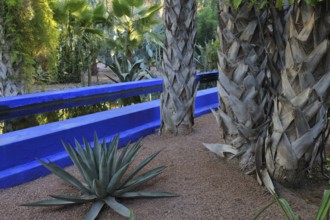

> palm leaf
[112,0,131,17]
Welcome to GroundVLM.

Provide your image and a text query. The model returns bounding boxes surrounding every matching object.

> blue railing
[0,71,219,189]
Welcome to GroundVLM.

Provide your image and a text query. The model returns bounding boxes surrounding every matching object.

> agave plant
[22,134,177,219]
[105,55,153,83]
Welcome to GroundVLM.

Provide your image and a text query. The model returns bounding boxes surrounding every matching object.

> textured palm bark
[212,0,270,171]
[265,1,330,186]
[160,0,198,135]
[0,7,23,97]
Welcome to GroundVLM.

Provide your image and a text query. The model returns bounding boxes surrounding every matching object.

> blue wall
[0,87,218,189]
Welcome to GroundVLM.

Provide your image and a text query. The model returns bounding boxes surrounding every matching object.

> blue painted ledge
[0,87,218,189]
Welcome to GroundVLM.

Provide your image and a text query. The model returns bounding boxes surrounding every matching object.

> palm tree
[204,0,271,172]
[107,0,162,60]
[160,0,198,135]
[0,17,21,97]
[53,0,106,85]
[204,0,330,188]
[264,0,330,186]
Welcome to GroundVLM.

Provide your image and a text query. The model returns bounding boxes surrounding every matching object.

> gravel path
[0,114,322,220]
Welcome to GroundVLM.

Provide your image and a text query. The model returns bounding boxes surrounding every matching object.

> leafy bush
[22,134,177,219]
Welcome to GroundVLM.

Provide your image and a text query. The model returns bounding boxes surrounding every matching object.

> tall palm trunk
[204,0,271,172]
[264,1,330,186]
[160,0,198,135]
[0,15,21,97]
[206,0,330,188]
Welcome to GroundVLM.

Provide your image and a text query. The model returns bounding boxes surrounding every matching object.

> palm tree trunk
[0,15,21,97]
[265,1,330,186]
[204,0,271,171]
[160,0,198,135]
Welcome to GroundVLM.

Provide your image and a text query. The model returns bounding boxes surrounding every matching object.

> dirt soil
[0,113,329,220]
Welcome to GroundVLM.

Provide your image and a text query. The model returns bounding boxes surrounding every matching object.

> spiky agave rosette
[22,134,177,219]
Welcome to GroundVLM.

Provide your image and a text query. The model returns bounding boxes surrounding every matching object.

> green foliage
[108,0,162,58]
[52,0,107,84]
[1,0,59,91]
[326,157,330,172]
[196,5,217,46]
[22,133,177,219]
[253,190,330,220]
[105,55,153,83]
[196,39,220,72]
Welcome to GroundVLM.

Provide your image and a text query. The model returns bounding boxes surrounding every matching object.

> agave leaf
[63,141,95,186]
[105,150,115,179]
[98,151,110,187]
[21,199,76,206]
[49,194,97,203]
[118,191,178,198]
[83,137,97,172]
[37,159,91,194]
[84,200,105,220]
[93,133,102,168]
[105,137,118,178]
[106,163,130,193]
[93,179,108,199]
[107,135,120,159]
[103,196,130,218]
[315,190,330,220]
[110,142,118,178]
[128,59,144,80]
[115,166,165,195]
[121,139,143,166]
[121,150,161,187]
[110,56,125,82]
[75,139,98,173]
[104,73,119,83]
[116,141,130,169]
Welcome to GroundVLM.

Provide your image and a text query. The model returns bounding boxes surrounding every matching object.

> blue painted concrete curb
[0,88,218,189]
